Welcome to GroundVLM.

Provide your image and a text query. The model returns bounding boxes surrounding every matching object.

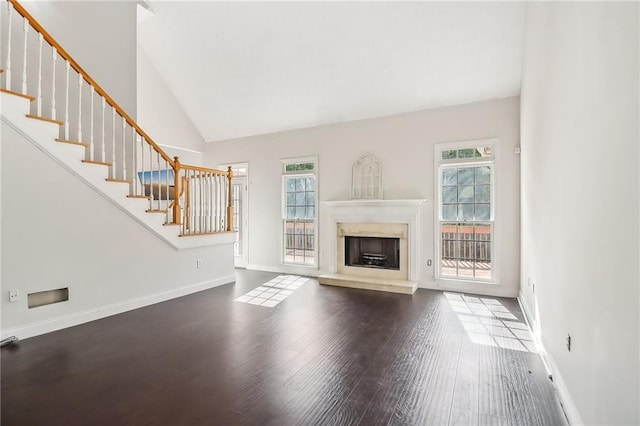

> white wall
[520,2,639,424]
[24,1,137,117]
[205,97,521,297]
[1,122,235,339]
[137,48,205,166]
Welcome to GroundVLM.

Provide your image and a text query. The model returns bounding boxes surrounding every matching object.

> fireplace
[336,222,408,281]
[345,236,400,270]
[319,199,425,294]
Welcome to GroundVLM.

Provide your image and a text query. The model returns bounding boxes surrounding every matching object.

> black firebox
[344,236,400,270]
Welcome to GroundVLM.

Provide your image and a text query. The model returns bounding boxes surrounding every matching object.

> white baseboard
[517,292,583,426]
[247,263,318,277]
[1,274,235,341]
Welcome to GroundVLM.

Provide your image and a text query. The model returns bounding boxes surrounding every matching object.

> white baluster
[204,173,209,233]
[50,49,56,119]
[200,172,204,233]
[214,175,218,232]
[214,174,218,232]
[21,18,28,94]
[64,61,70,139]
[111,108,116,178]
[208,174,212,232]
[218,175,222,231]
[101,97,106,162]
[156,151,161,211]
[122,117,127,183]
[148,143,153,211]
[221,175,225,231]
[77,74,83,141]
[165,160,170,223]
[5,2,13,91]
[36,33,43,116]
[89,87,94,161]
[140,136,145,198]
[131,129,137,196]
[166,160,171,221]
[180,170,185,235]
[194,170,198,234]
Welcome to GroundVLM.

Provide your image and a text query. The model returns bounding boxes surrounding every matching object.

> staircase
[0,0,234,250]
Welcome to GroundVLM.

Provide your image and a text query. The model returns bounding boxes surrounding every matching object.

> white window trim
[281,156,319,268]
[433,138,500,285]
[220,162,249,267]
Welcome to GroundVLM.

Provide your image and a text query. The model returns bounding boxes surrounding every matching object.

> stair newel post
[226,166,233,232]
[173,157,181,225]
[6,2,13,91]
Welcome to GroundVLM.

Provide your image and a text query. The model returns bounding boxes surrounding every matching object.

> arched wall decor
[352,152,383,199]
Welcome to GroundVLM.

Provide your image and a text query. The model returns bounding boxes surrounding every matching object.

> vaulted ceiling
[138,2,525,143]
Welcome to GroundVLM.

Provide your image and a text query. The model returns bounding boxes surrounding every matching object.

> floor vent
[28,288,69,309]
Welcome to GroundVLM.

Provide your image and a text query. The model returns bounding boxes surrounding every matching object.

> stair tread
[146,209,168,213]
[82,159,112,167]
[26,114,64,125]
[127,195,151,199]
[0,88,35,101]
[105,178,132,184]
[55,138,89,147]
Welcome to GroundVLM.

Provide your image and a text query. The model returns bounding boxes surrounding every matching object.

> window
[282,158,317,266]
[436,142,495,281]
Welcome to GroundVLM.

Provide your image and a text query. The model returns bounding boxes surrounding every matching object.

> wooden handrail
[180,164,230,176]
[8,0,174,166]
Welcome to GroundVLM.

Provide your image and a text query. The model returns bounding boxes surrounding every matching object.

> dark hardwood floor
[1,270,567,425]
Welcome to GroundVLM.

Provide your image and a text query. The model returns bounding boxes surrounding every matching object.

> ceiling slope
[138,2,525,143]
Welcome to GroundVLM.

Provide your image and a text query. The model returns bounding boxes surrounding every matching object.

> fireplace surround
[319,199,425,294]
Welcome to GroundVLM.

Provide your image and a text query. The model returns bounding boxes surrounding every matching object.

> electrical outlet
[426,259,432,267]
[566,334,572,352]
[8,289,19,303]
[196,259,203,269]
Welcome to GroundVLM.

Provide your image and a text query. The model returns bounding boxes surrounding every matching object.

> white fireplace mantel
[322,199,426,208]
[319,199,426,292]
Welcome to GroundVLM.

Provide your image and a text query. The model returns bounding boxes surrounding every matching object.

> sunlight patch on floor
[445,292,537,353]
[235,275,310,308]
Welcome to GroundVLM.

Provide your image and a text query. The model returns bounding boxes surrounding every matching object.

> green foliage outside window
[285,162,315,172]
[441,146,492,161]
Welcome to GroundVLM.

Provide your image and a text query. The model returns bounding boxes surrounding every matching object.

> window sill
[436,276,498,286]
[281,262,318,269]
